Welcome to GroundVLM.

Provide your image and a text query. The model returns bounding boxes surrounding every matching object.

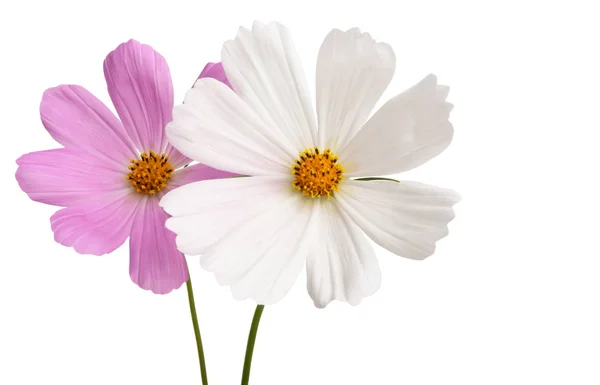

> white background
[1,0,599,384]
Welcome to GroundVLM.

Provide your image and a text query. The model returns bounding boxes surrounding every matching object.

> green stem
[186,278,209,385]
[241,305,265,385]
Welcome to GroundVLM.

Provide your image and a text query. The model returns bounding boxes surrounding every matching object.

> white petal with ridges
[160,176,293,256]
[167,78,295,176]
[337,179,460,260]
[222,21,317,151]
[340,74,454,176]
[316,28,396,149]
[201,192,315,305]
[306,199,381,308]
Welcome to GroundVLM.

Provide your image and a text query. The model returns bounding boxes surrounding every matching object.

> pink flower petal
[129,198,188,294]
[41,85,137,166]
[165,62,233,168]
[167,163,237,190]
[50,191,140,256]
[16,148,127,207]
[104,39,173,154]
[197,62,232,89]
[164,146,190,170]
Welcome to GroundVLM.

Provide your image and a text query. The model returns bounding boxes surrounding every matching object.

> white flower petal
[316,28,396,150]
[306,199,381,308]
[222,21,317,151]
[160,176,293,255]
[340,74,454,177]
[201,192,315,305]
[337,179,460,260]
[167,78,295,176]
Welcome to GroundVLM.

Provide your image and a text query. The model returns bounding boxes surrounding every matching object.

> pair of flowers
[17,21,459,308]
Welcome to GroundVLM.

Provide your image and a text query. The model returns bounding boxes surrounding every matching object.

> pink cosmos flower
[16,40,235,294]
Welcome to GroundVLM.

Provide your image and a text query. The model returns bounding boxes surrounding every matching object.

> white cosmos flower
[160,21,460,308]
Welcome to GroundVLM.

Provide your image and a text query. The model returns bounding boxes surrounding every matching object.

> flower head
[16,40,234,294]
[161,22,460,307]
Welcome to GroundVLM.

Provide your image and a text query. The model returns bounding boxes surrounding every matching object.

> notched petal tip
[104,38,167,71]
[51,219,112,256]
[108,38,142,54]
[133,274,187,295]
[326,26,390,48]
[436,84,450,100]
[226,21,285,53]
[40,84,81,113]
[447,189,462,205]
[123,38,142,46]
[104,39,139,64]
[253,19,286,30]
[40,84,61,106]
[15,152,28,166]
[234,25,252,40]
[131,276,186,295]
[312,296,366,309]
[422,73,439,88]
[251,20,267,30]
[335,27,361,37]
[230,20,289,44]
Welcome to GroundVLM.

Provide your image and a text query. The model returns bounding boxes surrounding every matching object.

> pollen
[292,147,344,199]
[126,150,173,195]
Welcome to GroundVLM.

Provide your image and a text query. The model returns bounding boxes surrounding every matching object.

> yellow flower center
[292,147,344,198]
[127,150,173,195]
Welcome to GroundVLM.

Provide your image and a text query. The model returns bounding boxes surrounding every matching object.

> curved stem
[186,278,209,385]
[241,305,265,385]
